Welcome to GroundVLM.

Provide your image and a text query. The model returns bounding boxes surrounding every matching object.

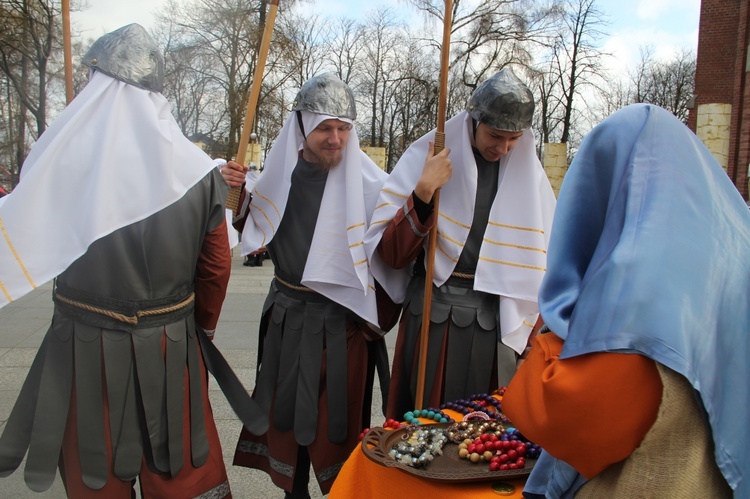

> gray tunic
[394,149,517,415]
[253,157,359,446]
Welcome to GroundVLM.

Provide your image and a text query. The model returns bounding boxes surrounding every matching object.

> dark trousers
[284,447,311,499]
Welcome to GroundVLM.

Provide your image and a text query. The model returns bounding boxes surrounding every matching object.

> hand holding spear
[415,0,453,410]
[226,0,280,214]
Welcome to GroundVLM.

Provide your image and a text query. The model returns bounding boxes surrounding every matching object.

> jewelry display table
[329,397,530,498]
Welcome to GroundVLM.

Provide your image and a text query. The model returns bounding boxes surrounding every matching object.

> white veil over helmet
[240,108,387,325]
[364,110,556,353]
[0,70,215,308]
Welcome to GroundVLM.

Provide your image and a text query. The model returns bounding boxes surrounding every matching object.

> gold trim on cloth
[437,243,459,263]
[482,237,547,254]
[253,188,282,220]
[250,202,275,237]
[478,256,546,272]
[381,188,409,200]
[438,211,472,230]
[0,214,37,300]
[54,292,195,325]
[370,218,392,227]
[488,220,545,234]
[437,230,464,248]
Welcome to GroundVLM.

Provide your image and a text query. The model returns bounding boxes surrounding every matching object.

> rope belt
[451,271,475,279]
[54,292,195,325]
[274,274,314,292]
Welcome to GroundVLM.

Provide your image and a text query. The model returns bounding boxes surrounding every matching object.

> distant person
[0,24,266,497]
[220,73,398,498]
[503,104,745,498]
[364,68,556,419]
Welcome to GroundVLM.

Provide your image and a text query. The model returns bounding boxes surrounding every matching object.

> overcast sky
[71,0,701,77]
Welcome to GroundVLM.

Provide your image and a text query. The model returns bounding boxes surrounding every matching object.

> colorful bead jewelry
[387,426,449,468]
[447,421,542,472]
[381,418,402,430]
[440,391,509,422]
[403,407,454,425]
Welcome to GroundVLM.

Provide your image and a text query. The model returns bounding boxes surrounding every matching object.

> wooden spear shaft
[226,0,280,213]
[61,0,74,104]
[415,0,453,411]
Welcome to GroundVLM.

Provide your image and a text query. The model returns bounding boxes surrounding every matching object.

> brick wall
[742,74,750,195]
[690,0,741,113]
[689,0,750,198]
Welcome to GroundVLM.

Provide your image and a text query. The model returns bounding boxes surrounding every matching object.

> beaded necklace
[388,425,449,468]
[403,407,454,425]
[440,391,508,422]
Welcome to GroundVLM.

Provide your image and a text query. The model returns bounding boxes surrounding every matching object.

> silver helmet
[467,68,534,132]
[292,73,357,120]
[83,24,164,92]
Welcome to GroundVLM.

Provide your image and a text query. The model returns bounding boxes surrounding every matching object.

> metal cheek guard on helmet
[83,23,164,93]
[467,68,534,132]
[292,73,357,120]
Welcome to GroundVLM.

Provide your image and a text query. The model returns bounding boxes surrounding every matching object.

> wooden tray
[361,423,536,483]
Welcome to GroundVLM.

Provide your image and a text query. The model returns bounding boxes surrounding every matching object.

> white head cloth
[240,110,388,325]
[0,71,216,308]
[363,110,556,352]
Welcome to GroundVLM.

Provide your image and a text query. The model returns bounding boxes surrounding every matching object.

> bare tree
[411,0,553,91]
[359,8,404,147]
[155,0,267,156]
[540,0,609,144]
[589,74,629,128]
[243,7,328,158]
[528,66,562,151]
[629,46,695,123]
[154,2,228,141]
[0,0,63,179]
[384,35,439,170]
[326,17,365,86]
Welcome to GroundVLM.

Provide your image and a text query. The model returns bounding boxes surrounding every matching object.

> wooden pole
[415,0,453,410]
[226,0,279,213]
[61,0,74,104]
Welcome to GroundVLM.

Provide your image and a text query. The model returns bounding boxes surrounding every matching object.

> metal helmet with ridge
[83,23,164,92]
[292,73,357,120]
[466,68,534,132]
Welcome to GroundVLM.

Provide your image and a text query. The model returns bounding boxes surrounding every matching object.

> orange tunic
[503,333,662,478]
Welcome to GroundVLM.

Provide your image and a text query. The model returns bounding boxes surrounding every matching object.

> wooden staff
[226,0,280,213]
[61,0,74,104]
[415,0,453,410]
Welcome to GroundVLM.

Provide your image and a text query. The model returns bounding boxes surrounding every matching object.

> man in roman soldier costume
[363,68,557,420]
[220,73,397,498]
[0,24,266,497]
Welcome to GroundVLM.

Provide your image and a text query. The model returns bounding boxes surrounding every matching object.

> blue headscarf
[532,104,750,497]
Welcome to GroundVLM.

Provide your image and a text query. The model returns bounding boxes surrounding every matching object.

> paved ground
[0,249,396,498]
